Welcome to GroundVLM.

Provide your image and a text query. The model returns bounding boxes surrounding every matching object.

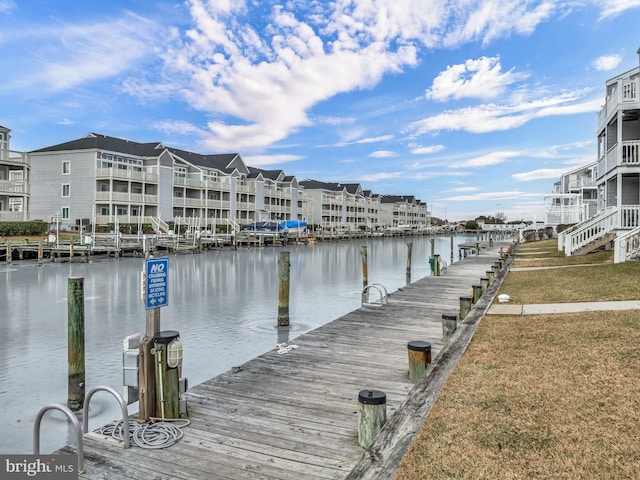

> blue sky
[1,1,639,222]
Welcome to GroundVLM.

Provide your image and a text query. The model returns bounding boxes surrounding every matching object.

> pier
[58,241,513,479]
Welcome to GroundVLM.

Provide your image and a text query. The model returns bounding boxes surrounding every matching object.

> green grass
[394,239,640,479]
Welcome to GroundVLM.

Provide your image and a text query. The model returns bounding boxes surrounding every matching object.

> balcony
[96,168,158,183]
[173,197,204,207]
[0,180,29,195]
[0,150,30,166]
[95,192,158,204]
[598,78,639,129]
[597,140,640,178]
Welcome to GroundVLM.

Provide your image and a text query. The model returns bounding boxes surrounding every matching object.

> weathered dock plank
[75,243,511,480]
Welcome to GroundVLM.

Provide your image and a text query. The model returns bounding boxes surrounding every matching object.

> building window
[61,207,70,219]
[62,161,70,174]
[116,206,128,216]
[100,206,110,215]
[62,184,70,197]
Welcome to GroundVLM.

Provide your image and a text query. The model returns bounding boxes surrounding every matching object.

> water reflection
[0,234,474,454]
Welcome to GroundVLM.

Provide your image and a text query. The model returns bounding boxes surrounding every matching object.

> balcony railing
[0,180,29,195]
[0,211,29,221]
[96,168,158,183]
[598,78,639,128]
[95,192,158,204]
[621,140,640,165]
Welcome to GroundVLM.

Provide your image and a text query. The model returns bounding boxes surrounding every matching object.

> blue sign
[145,258,169,309]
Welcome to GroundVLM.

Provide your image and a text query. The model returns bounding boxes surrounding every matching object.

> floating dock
[63,243,511,479]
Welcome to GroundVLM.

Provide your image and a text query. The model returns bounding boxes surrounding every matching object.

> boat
[279,220,307,235]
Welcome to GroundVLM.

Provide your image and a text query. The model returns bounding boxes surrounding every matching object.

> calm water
[0,234,474,454]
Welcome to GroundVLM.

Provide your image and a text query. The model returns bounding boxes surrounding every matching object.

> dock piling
[139,307,160,420]
[357,389,387,449]
[67,277,85,411]
[406,242,412,282]
[442,313,457,341]
[459,296,472,320]
[277,251,290,327]
[361,246,368,303]
[407,341,431,383]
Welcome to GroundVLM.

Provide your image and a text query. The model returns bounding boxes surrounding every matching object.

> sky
[1,1,640,223]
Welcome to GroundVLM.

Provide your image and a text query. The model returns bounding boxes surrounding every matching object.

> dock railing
[614,226,640,263]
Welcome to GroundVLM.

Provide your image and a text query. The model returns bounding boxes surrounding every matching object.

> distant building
[0,126,30,221]
[544,162,597,225]
[27,132,429,232]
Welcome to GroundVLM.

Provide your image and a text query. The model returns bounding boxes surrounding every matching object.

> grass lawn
[393,239,640,479]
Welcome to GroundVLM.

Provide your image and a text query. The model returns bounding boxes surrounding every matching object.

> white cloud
[358,171,404,181]
[127,0,561,152]
[426,56,527,101]
[153,120,207,137]
[594,0,640,19]
[450,186,480,192]
[450,151,520,168]
[0,12,160,94]
[0,0,15,14]
[242,154,303,166]
[592,54,622,71]
[355,135,394,144]
[513,167,581,182]
[443,191,541,201]
[411,145,445,155]
[410,90,602,135]
[370,150,398,158]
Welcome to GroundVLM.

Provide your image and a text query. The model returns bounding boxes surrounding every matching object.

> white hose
[95,418,190,449]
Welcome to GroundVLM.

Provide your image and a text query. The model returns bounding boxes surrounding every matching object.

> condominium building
[0,126,30,221]
[28,132,430,232]
[596,59,640,227]
[544,162,597,225]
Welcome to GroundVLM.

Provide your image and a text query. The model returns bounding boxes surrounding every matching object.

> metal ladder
[33,386,131,475]
[361,283,389,307]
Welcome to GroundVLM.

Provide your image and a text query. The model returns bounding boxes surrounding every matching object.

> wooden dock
[65,244,512,479]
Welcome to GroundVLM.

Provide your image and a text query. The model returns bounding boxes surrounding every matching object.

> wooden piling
[5,240,11,265]
[486,270,495,284]
[357,390,387,449]
[361,246,368,303]
[459,296,472,320]
[434,254,441,276]
[406,242,412,281]
[407,341,431,383]
[139,307,160,420]
[472,285,482,303]
[480,277,489,294]
[277,251,290,327]
[38,241,43,266]
[67,277,85,411]
[450,235,454,263]
[442,313,457,341]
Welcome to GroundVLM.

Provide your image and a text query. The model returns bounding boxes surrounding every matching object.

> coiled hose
[95,417,190,449]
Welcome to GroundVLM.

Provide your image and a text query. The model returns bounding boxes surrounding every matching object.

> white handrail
[564,207,617,256]
[614,226,640,263]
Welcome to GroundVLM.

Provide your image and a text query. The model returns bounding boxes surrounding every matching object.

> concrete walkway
[488,300,640,315]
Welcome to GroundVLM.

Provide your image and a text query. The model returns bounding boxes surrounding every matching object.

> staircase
[562,207,617,256]
[572,232,616,255]
[150,217,170,234]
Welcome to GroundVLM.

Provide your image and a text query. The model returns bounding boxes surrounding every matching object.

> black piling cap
[358,389,386,405]
[407,340,431,352]
[154,330,180,344]
[459,296,472,301]
[442,313,457,320]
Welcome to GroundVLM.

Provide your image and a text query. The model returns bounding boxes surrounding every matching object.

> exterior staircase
[572,232,616,255]
[561,207,617,256]
[150,217,170,234]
